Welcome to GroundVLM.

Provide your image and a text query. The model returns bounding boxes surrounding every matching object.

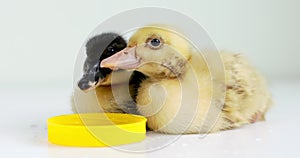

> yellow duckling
[101,26,272,134]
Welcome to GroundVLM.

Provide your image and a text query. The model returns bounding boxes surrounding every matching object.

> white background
[0,0,299,158]
[0,0,299,88]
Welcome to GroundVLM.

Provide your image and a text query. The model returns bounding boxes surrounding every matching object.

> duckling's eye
[147,38,162,49]
[107,46,115,53]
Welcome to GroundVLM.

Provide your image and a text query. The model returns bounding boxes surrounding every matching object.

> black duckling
[74,33,146,114]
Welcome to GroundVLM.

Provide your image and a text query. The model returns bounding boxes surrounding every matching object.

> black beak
[77,62,107,92]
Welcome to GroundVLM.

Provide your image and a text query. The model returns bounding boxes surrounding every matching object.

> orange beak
[100,46,140,70]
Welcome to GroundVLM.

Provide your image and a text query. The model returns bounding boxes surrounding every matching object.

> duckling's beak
[78,76,101,92]
[100,46,140,70]
[77,62,105,92]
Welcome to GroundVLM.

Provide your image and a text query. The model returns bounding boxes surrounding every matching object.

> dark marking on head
[161,55,187,78]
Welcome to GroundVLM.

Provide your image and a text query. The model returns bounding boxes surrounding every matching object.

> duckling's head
[101,26,193,79]
[78,33,127,91]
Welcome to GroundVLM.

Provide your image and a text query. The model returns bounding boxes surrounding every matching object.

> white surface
[1,1,299,157]
[0,79,299,158]
[0,0,300,86]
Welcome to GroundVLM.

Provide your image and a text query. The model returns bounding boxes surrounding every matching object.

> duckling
[73,33,145,114]
[101,26,272,134]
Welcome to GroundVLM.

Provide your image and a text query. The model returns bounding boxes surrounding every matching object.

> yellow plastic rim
[47,113,147,147]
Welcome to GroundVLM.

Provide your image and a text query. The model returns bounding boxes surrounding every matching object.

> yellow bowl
[47,113,147,147]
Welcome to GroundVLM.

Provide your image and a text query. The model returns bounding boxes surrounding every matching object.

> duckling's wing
[221,52,272,128]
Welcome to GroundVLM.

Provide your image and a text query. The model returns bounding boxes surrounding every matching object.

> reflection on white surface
[0,79,299,158]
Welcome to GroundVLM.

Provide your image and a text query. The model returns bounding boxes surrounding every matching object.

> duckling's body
[101,26,272,134]
[94,70,145,114]
[135,52,272,133]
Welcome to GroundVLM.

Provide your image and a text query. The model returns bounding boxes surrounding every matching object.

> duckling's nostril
[124,51,128,54]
